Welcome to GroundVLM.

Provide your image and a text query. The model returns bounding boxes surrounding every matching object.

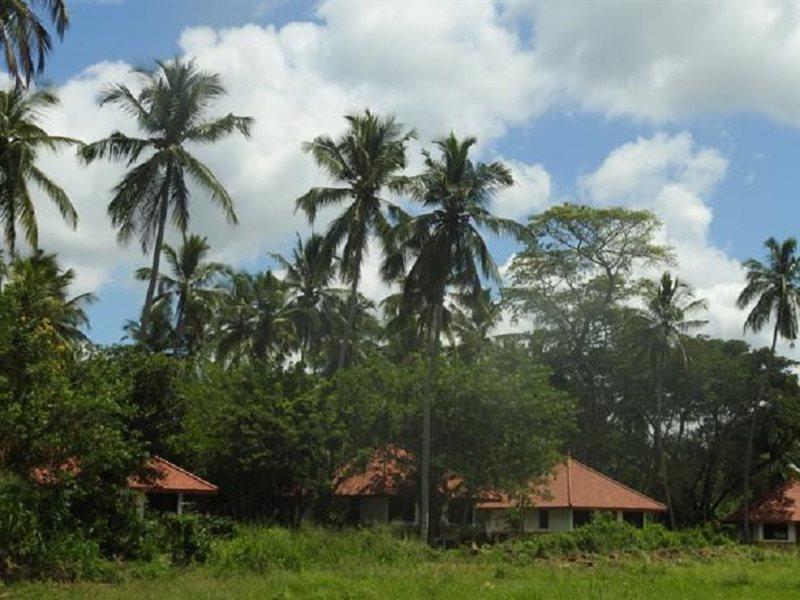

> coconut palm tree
[80,58,253,319]
[451,288,503,362]
[0,0,68,87]
[387,133,522,541]
[4,249,95,345]
[135,234,228,354]
[0,87,79,254]
[270,233,341,367]
[296,110,414,370]
[636,272,707,527]
[215,270,295,364]
[735,236,800,541]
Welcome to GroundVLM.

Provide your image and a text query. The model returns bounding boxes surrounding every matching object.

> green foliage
[180,362,343,520]
[209,525,436,574]
[482,518,733,562]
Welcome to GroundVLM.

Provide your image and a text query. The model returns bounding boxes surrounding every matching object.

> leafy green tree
[503,205,671,468]
[136,234,227,354]
[388,133,521,540]
[296,110,414,369]
[324,350,574,531]
[215,270,295,364]
[4,250,94,348]
[179,362,339,523]
[0,0,68,87]
[0,87,79,254]
[635,272,707,527]
[81,59,253,318]
[270,234,342,368]
[735,236,800,540]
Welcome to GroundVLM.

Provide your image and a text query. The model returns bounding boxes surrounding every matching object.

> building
[725,479,800,543]
[129,456,218,517]
[476,457,667,534]
[333,446,418,524]
[332,449,666,533]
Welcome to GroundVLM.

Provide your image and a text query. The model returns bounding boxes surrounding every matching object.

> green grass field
[8,551,800,599]
[5,525,800,599]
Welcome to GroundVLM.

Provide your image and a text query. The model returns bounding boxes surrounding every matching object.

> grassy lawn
[9,552,800,599]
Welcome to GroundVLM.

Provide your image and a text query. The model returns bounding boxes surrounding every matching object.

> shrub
[476,516,735,562]
[210,525,436,574]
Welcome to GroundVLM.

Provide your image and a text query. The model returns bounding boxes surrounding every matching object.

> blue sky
[27,1,800,354]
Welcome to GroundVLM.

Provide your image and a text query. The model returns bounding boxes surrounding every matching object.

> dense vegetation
[2,0,800,589]
[9,523,800,599]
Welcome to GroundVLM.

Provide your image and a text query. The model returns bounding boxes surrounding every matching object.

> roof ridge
[152,455,217,491]
[569,457,667,510]
[566,455,573,507]
[728,479,800,521]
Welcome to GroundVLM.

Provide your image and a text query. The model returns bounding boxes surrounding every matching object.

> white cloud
[580,132,789,354]
[494,160,551,221]
[30,2,552,301]
[523,1,800,125]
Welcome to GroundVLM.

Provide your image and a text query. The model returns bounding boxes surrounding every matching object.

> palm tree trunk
[421,295,443,543]
[337,270,361,370]
[654,359,676,528]
[142,166,172,319]
[743,324,778,542]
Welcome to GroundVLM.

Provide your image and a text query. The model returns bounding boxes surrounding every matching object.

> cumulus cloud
[30,1,552,302]
[580,132,788,354]
[523,1,800,125]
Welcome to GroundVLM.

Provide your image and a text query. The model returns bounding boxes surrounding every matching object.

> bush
[479,516,734,562]
[210,525,437,574]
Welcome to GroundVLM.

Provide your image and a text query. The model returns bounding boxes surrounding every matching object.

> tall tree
[389,133,522,541]
[215,270,295,365]
[636,272,707,527]
[502,205,671,467]
[3,249,94,346]
[270,233,341,368]
[0,87,79,254]
[80,58,253,319]
[735,236,800,541]
[135,234,227,354]
[296,110,414,370]
[0,0,68,87]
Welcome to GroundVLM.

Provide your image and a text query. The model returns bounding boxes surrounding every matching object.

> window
[623,511,645,528]
[573,510,593,528]
[763,523,790,541]
[538,509,550,530]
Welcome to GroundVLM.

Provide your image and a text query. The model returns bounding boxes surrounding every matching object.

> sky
[24,0,800,358]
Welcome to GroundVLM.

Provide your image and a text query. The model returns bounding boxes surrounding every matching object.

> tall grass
[209,525,437,573]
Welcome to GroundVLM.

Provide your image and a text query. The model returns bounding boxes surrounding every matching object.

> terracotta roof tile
[476,457,667,512]
[725,479,800,523]
[333,446,415,497]
[128,456,218,495]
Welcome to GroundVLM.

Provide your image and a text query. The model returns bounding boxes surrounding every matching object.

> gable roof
[333,446,415,497]
[724,479,800,523]
[476,457,667,513]
[128,456,218,495]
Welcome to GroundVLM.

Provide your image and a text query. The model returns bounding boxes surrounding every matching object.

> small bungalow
[130,456,218,517]
[725,479,800,543]
[333,446,418,524]
[332,449,666,534]
[476,457,666,534]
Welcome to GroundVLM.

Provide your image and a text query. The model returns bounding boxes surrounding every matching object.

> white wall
[480,508,574,534]
[754,522,796,543]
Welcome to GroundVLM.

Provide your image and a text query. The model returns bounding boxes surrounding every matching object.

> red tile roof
[725,479,800,523]
[334,446,415,497]
[128,456,218,495]
[476,458,667,513]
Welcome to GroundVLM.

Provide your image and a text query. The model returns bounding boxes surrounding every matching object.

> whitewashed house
[725,479,800,543]
[475,457,667,534]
